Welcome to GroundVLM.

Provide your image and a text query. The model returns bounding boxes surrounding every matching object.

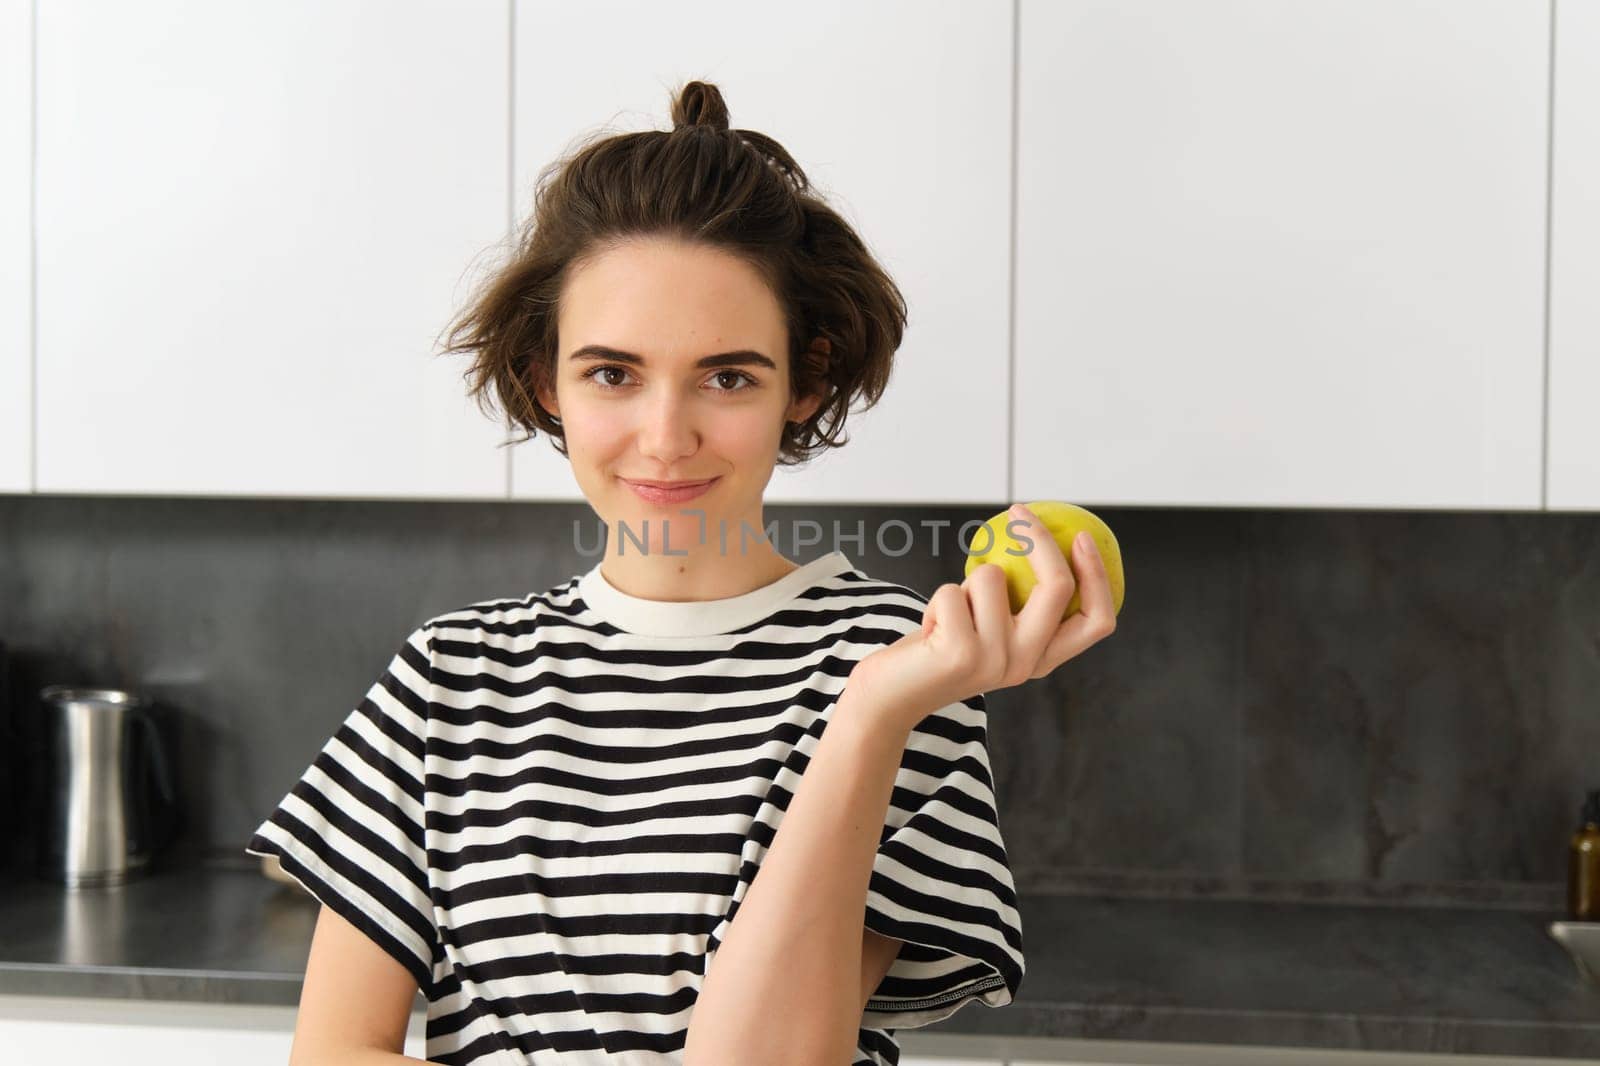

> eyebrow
[568,344,778,372]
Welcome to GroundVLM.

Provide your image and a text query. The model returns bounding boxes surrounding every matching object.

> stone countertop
[1,858,1598,1058]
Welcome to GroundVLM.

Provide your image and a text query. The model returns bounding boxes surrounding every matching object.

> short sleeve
[860,690,1025,1030]
[244,623,441,992]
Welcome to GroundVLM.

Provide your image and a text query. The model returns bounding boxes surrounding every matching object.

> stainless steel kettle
[38,686,180,888]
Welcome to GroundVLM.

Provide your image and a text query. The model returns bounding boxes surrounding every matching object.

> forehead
[557,238,786,362]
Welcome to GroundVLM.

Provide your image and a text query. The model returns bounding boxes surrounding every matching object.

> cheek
[557,395,625,452]
[714,407,787,453]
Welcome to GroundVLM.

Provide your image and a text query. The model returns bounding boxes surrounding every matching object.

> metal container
[38,686,179,888]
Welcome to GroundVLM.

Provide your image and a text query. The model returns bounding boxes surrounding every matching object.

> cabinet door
[1015,0,1550,510]
[0,1018,428,1064]
[0,0,29,493]
[0,1017,294,1066]
[1549,0,1600,509]
[510,0,1012,507]
[0,997,426,1064]
[35,0,510,499]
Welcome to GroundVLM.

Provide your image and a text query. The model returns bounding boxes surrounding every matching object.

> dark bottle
[1570,789,1600,922]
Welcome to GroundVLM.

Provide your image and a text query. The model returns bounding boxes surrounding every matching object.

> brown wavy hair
[437,79,907,466]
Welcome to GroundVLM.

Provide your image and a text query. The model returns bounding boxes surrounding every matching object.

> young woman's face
[540,236,820,555]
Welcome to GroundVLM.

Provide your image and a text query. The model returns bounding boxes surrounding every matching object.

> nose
[634,388,699,464]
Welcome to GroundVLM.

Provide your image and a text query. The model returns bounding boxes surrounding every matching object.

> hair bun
[670,80,731,132]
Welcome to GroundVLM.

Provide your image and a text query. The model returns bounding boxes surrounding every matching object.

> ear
[787,390,824,426]
[534,377,559,421]
[787,336,830,425]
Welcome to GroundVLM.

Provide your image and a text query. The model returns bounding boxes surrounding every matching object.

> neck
[597,514,800,602]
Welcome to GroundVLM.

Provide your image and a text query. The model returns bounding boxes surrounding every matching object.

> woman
[247,80,1116,1066]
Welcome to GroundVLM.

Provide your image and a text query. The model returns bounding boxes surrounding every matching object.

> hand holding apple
[844,502,1120,734]
[965,500,1125,620]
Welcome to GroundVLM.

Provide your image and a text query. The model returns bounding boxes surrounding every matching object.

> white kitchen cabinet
[0,0,30,494]
[1015,0,1551,511]
[509,0,1013,508]
[34,0,511,500]
[0,995,425,1063]
[1548,0,1600,510]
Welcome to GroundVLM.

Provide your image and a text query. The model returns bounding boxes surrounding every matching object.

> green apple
[964,501,1125,620]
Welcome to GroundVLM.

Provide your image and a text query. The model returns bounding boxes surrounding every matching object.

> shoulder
[820,565,935,635]
[422,571,586,651]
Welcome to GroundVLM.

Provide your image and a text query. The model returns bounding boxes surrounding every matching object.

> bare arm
[860,927,903,1013]
[288,903,429,1066]
[683,681,914,1066]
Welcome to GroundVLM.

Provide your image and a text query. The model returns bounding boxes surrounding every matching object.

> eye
[580,364,631,390]
[578,365,759,394]
[708,369,759,392]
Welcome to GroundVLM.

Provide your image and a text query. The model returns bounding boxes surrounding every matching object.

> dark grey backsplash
[2,495,1596,910]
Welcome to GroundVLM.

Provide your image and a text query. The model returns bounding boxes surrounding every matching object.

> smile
[620,477,720,504]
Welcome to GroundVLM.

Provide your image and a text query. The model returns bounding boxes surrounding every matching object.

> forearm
[683,682,915,1066]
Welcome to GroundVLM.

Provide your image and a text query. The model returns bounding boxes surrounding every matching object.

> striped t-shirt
[246,549,1025,1066]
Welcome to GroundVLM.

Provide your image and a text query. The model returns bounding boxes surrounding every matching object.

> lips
[622,479,714,489]
[621,476,720,504]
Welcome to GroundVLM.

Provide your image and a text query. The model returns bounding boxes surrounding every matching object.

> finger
[962,563,1013,679]
[1006,504,1077,671]
[928,581,975,645]
[1068,526,1117,635]
[1030,533,1118,676]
